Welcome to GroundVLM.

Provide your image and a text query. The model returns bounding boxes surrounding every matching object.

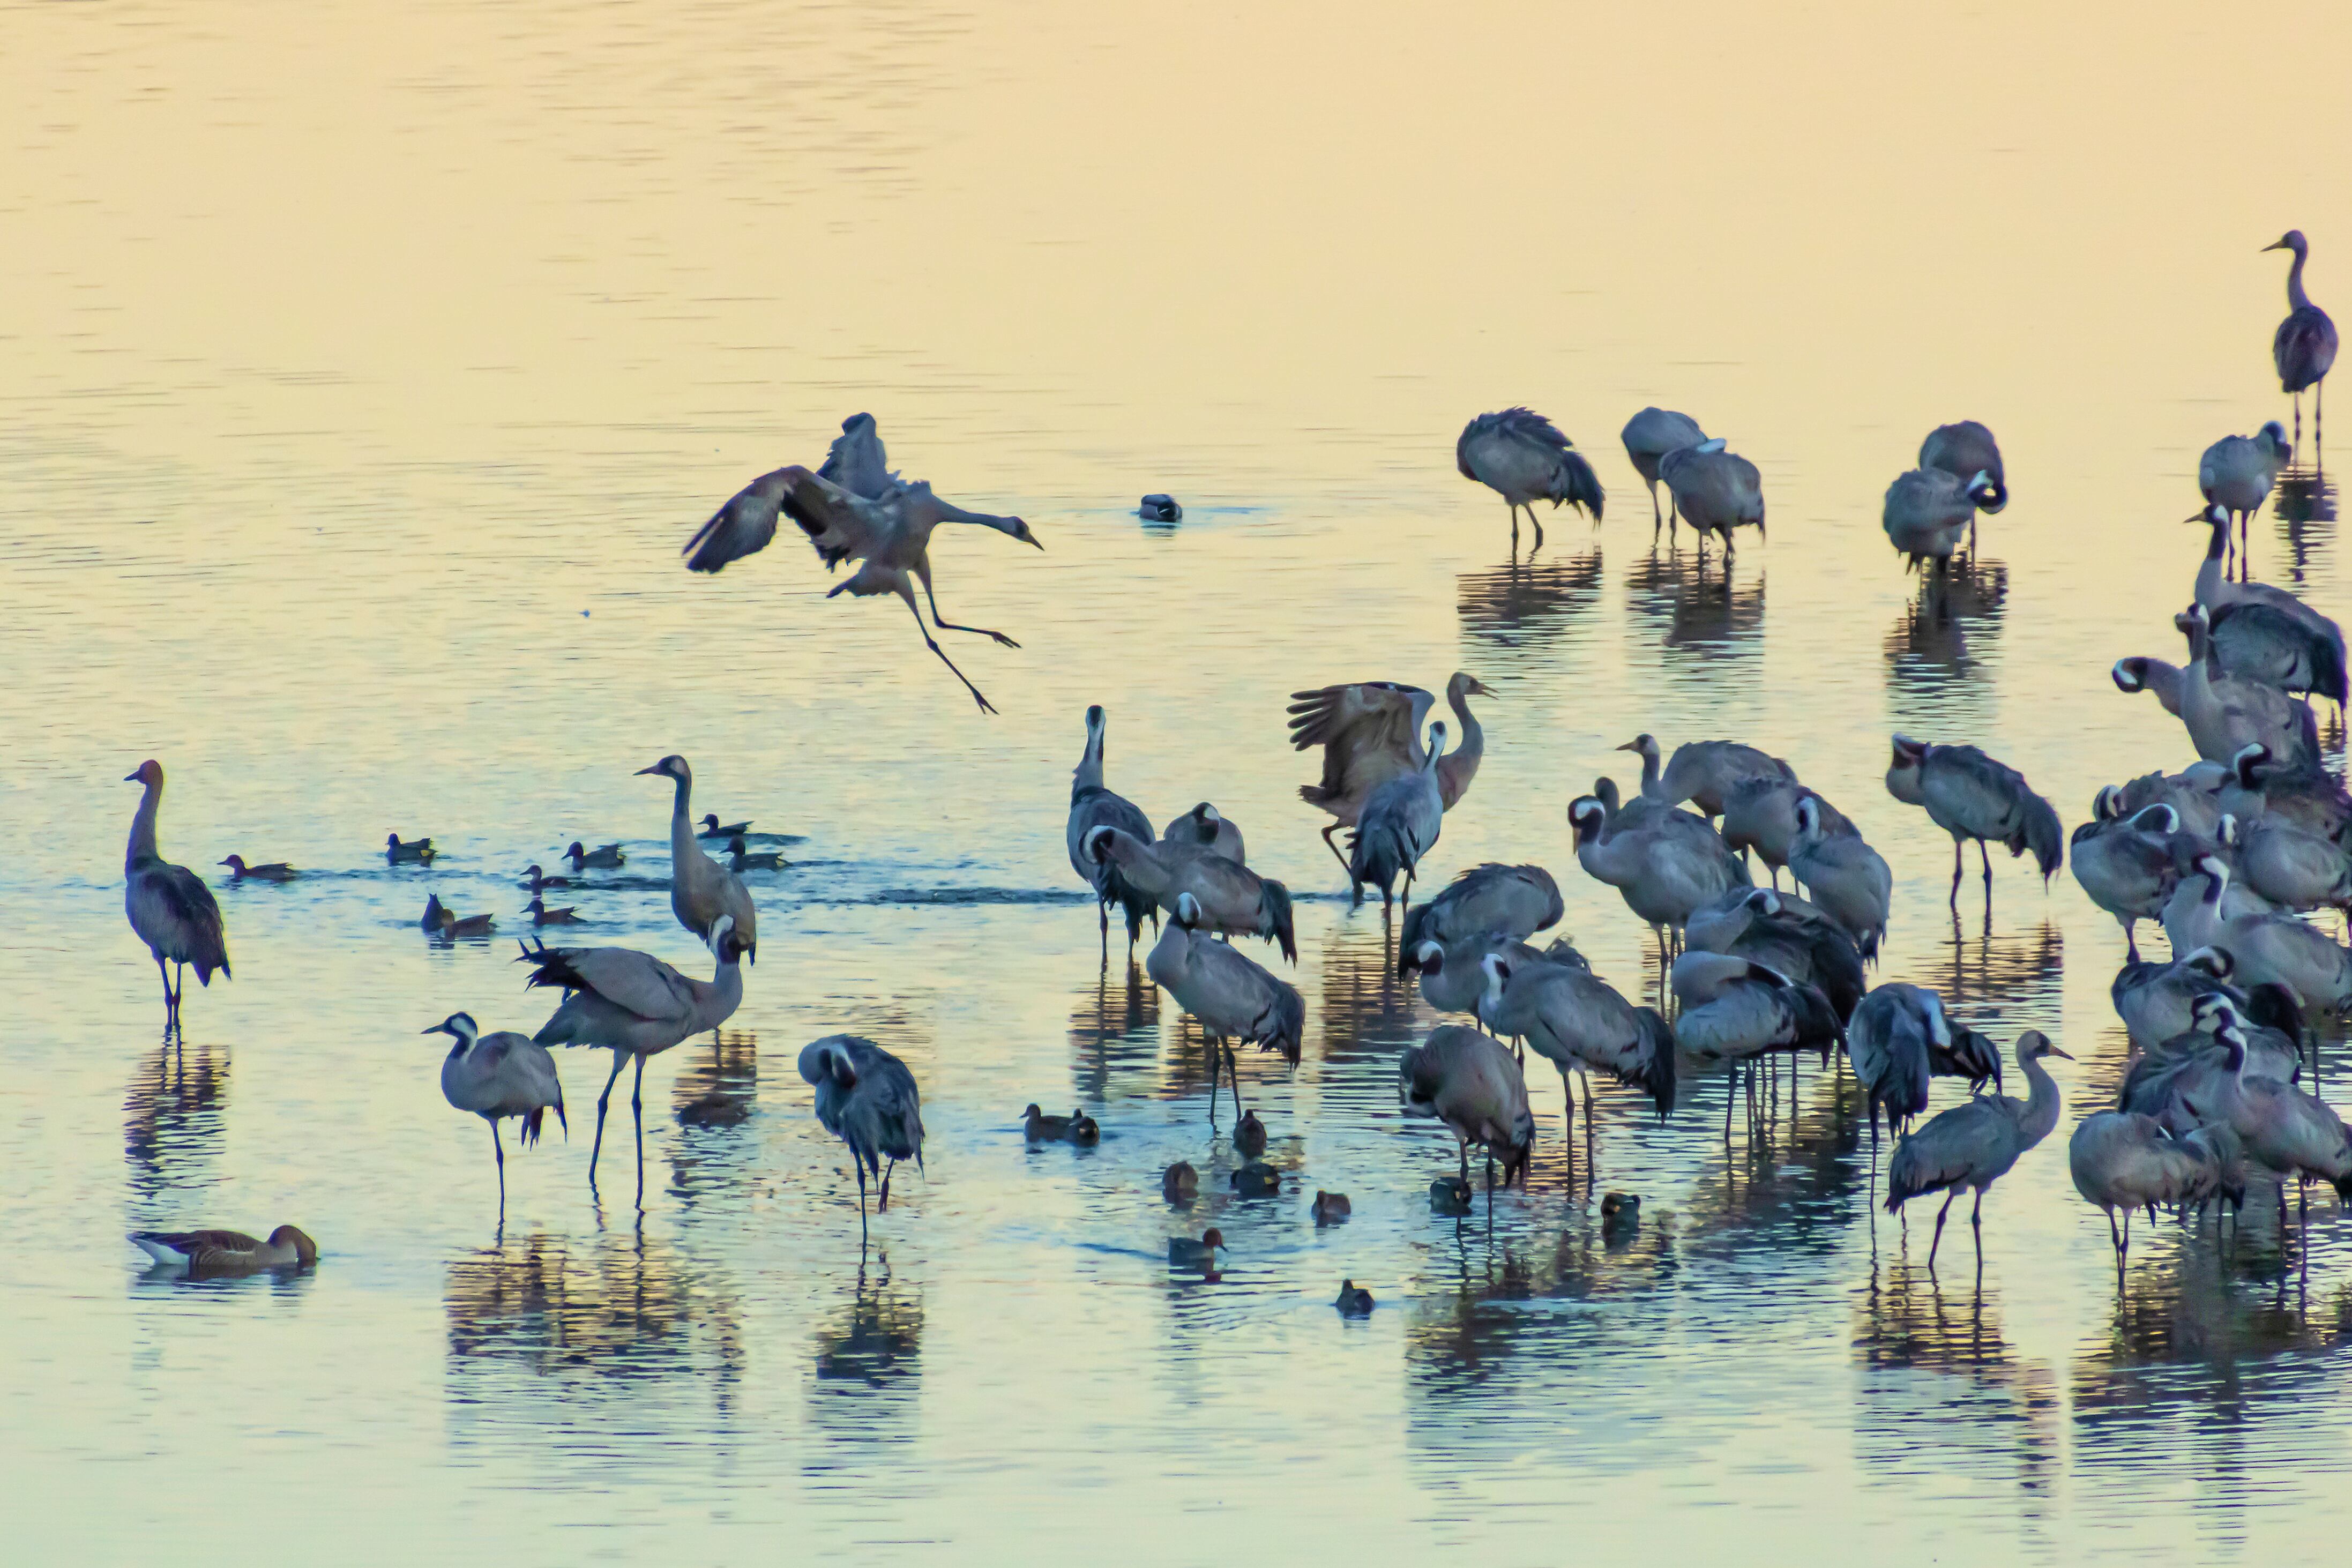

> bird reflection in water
[1454,548,1602,670]
[1315,921,1419,1065]
[2271,465,2338,591]
[1624,550,1764,678]
[1853,1256,2058,1493]
[124,1028,229,1201]
[674,1027,757,1130]
[444,1232,745,1406]
[1067,957,1161,1101]
[1884,557,2009,735]
[810,1263,923,1443]
[1901,917,2064,1036]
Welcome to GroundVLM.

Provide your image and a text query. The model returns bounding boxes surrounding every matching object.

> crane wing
[684,468,795,573]
[522,944,697,1024]
[1286,681,1432,808]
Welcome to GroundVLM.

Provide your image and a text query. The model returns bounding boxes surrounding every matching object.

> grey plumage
[426,1012,568,1208]
[1619,406,1707,538]
[1086,825,1296,963]
[2265,230,2337,446]
[2068,801,2187,960]
[1406,932,1585,1014]
[1656,439,1764,561]
[1882,466,1998,571]
[1684,887,1865,1021]
[1918,421,2007,513]
[798,1034,925,1238]
[1067,705,1158,951]
[1668,954,1843,1094]
[1398,1023,1535,1188]
[1160,801,1245,864]
[1569,792,1751,965]
[2070,1111,2239,1266]
[1884,1032,2071,1270]
[1786,794,1891,962]
[2225,811,2352,912]
[1457,407,1604,549]
[2191,504,2348,710]
[1476,951,1677,1125]
[638,755,758,959]
[1399,862,1564,960]
[1147,893,1304,1118]
[2163,856,2352,1011]
[1844,984,1939,1144]
[1348,721,1446,911]
[2111,943,2240,1049]
[1886,734,2063,909]
[1618,731,1794,819]
[123,761,230,1027]
[1718,773,1850,888]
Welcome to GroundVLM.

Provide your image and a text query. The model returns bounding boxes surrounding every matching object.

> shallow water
[7,2,2352,1562]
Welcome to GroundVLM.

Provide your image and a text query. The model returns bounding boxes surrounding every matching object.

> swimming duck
[1139,494,1183,523]
[1232,1161,1280,1196]
[130,1225,317,1273]
[1311,1190,1352,1224]
[1162,1161,1199,1202]
[1024,1103,1076,1141]
[421,893,451,932]
[1334,1279,1375,1315]
[1601,1191,1641,1241]
[1429,1175,1474,1215]
[423,895,495,937]
[218,855,297,883]
[564,841,625,870]
[698,813,753,840]
[728,835,789,872]
[1069,1110,1102,1145]
[1168,1228,1224,1267]
[1235,1109,1267,1156]
[387,833,436,864]
[519,864,571,893]
[525,897,583,926]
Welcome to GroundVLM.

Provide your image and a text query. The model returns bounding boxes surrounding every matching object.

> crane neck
[1073,725,1106,797]
[2013,1051,2063,1146]
[2287,243,2312,312]
[1638,749,1662,798]
[126,778,162,872]
[2193,519,2228,606]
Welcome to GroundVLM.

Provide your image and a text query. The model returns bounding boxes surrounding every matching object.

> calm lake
[5,2,2351,1562]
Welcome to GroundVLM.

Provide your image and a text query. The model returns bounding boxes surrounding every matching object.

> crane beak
[419,1024,446,1036]
[633,764,664,776]
[123,771,139,782]
[2262,239,2288,252]
[1612,741,1639,753]
[1467,678,1498,697]
[2046,1046,2075,1061]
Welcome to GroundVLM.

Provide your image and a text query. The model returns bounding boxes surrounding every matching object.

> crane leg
[896,590,997,715]
[1928,1189,1958,1270]
[1969,1188,1985,1269]
[1978,840,1993,904]
[1527,506,1544,550]
[923,578,1021,648]
[855,1158,869,1243]
[1509,505,1520,552]
[1458,1138,1470,1185]
[1648,480,1662,539]
[153,952,175,1020]
[1207,1034,1222,1123]
[588,1051,628,1190]
[1948,840,1964,909]
[2123,919,2139,964]
[1723,1061,1736,1144]
[1228,1044,1243,1122]
[491,1121,505,1210]
[881,1157,895,1212]
[1319,823,1352,876]
[632,1054,647,1207]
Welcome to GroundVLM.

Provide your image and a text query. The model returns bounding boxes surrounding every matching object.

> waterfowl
[637,756,759,958]
[1429,1175,1474,1214]
[1161,802,1245,864]
[728,835,789,872]
[1621,406,1708,539]
[1232,1161,1281,1195]
[130,1225,317,1273]
[525,897,583,927]
[1169,1229,1225,1267]
[698,812,753,840]
[1600,1191,1641,1239]
[565,841,626,871]
[1457,407,1604,548]
[387,833,436,864]
[424,895,495,937]
[122,761,228,1028]
[520,864,571,893]
[1334,1280,1375,1315]
[1140,494,1183,522]
[1162,1161,1199,1203]
[1235,1109,1267,1156]
[798,1035,926,1237]
[424,1012,567,1208]
[1024,1104,1079,1141]
[1070,1111,1102,1146]
[1312,1190,1352,1224]
[218,855,296,883]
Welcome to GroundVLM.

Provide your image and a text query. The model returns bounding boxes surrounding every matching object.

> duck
[525,897,583,926]
[728,835,790,872]
[1334,1279,1375,1315]
[216,854,296,883]
[423,894,495,937]
[386,834,436,864]
[1024,1103,1078,1141]
[1311,1190,1352,1225]
[1235,1109,1267,1156]
[698,812,753,840]
[1139,494,1183,522]
[1162,1161,1199,1203]
[1168,1229,1224,1267]
[1070,1111,1102,1146]
[130,1225,317,1273]
[1232,1161,1281,1195]
[1429,1175,1474,1214]
[564,841,625,871]
[519,864,571,893]
[1601,1191,1641,1241]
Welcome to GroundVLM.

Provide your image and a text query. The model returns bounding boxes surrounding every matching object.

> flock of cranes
[118,229,2352,1291]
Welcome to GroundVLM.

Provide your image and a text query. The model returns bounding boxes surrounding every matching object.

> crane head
[422,1012,478,1041]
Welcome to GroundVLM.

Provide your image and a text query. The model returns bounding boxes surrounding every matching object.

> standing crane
[122,761,230,1029]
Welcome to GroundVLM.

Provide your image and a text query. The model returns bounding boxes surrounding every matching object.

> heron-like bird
[1398,1024,1535,1191]
[1668,953,1841,1136]
[1655,439,1764,564]
[1146,892,1305,1119]
[1787,796,1891,962]
[1844,982,2003,1145]
[521,917,750,1203]
[1884,1032,2071,1271]
[130,1226,317,1274]
[2096,765,2228,838]
[2222,743,2352,845]
[1067,705,1158,953]
[2069,1111,2239,1271]
[2265,229,2338,449]
[1718,774,1851,888]
[1569,793,1750,963]
[1616,733,1794,821]
[1407,932,1586,1016]
[1918,420,2008,552]
[1084,826,1296,962]
[1883,467,1998,572]
[2110,656,2186,716]
[2163,856,2352,1010]
[1287,673,1496,872]
[1161,802,1245,864]
[1885,735,2063,910]
[1349,720,1445,910]
[424,1012,567,1208]
[798,1035,925,1240]
[1684,887,1865,1021]
[1400,862,1564,957]
[218,855,296,883]
[2176,604,2320,770]
[2224,811,2352,912]
[2198,423,2294,578]
[2186,503,2349,706]
[1457,408,1604,550]
[1620,407,1707,539]
[2069,802,2187,960]
[123,761,229,1027]
[683,430,1041,713]
[2111,943,2239,1049]
[2152,1023,2352,1226]
[1476,950,1677,1148]
[637,755,757,960]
